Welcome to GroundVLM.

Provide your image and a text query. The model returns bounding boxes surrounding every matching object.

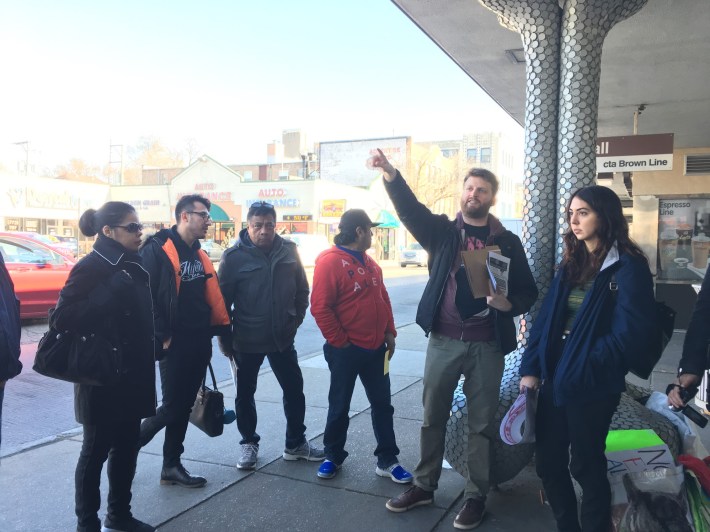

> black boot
[102,515,156,531]
[160,463,206,488]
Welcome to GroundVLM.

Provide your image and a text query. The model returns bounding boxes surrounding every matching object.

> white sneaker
[283,441,326,462]
[237,443,259,470]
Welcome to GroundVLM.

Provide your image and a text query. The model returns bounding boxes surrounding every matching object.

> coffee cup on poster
[659,230,678,271]
[674,257,689,269]
[676,221,693,242]
[692,233,710,269]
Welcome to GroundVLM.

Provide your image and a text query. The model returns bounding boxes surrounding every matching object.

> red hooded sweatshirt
[310,246,396,349]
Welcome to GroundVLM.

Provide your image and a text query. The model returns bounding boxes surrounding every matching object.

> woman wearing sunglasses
[51,201,156,532]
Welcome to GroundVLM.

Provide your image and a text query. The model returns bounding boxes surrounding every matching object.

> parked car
[52,235,79,258]
[0,232,76,319]
[281,233,331,267]
[201,240,226,262]
[399,242,428,267]
[5,231,77,261]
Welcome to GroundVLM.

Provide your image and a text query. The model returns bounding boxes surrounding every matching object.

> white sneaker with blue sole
[376,463,413,484]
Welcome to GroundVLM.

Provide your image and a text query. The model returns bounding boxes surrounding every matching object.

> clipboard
[460,246,500,298]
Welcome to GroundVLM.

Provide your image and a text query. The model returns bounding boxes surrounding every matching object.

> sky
[0,0,522,172]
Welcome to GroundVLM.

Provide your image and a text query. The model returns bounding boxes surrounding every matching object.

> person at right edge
[668,270,710,410]
[372,150,538,530]
[138,194,230,488]
[520,186,657,532]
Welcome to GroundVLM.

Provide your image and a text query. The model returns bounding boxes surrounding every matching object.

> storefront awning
[209,203,230,222]
[376,210,400,228]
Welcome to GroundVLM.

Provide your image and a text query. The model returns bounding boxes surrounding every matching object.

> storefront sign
[596,133,674,172]
[320,199,346,217]
[26,188,79,209]
[246,198,300,208]
[189,183,232,201]
[284,215,313,221]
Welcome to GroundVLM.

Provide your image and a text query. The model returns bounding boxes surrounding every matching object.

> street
[1,265,428,458]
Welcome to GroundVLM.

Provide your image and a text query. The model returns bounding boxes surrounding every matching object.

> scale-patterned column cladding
[479,0,561,346]
[555,0,648,260]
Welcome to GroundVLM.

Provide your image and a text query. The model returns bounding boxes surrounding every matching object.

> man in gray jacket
[218,201,324,470]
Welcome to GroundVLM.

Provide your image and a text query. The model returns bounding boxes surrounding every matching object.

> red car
[0,232,76,319]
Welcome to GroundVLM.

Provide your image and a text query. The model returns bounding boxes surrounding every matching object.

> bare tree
[409,144,461,217]
[54,159,103,182]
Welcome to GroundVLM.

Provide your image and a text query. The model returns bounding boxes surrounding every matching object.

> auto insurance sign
[596,133,674,173]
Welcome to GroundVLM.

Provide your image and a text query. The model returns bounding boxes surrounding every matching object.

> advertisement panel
[319,137,409,187]
[320,199,346,218]
[657,198,710,281]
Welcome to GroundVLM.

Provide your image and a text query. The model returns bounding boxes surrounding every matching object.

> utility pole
[13,141,29,175]
[109,142,124,185]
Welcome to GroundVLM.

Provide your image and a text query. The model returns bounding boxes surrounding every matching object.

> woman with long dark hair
[520,185,657,532]
[51,202,156,532]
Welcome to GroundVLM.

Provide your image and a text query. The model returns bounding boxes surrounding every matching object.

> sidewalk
[0,324,697,531]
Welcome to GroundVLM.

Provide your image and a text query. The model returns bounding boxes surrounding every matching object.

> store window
[480,147,492,163]
[466,148,477,161]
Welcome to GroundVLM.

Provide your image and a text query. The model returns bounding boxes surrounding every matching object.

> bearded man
[371,150,538,530]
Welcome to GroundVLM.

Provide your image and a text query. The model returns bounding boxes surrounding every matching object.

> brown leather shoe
[385,485,434,513]
[454,497,485,529]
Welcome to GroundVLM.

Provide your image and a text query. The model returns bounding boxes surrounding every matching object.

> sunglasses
[112,223,144,233]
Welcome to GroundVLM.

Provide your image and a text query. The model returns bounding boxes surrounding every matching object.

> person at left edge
[138,194,230,488]
[0,245,22,450]
[51,202,156,532]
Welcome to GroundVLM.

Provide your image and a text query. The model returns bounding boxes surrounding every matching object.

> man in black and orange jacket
[139,194,229,488]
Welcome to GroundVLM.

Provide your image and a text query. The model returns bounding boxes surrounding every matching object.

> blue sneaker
[376,463,413,484]
[317,459,341,479]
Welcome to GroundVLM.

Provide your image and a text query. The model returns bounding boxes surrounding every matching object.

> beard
[461,199,493,219]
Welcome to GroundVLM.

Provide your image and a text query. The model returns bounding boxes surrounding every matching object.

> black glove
[109,269,134,294]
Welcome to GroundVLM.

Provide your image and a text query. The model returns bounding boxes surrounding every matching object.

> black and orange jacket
[141,228,229,344]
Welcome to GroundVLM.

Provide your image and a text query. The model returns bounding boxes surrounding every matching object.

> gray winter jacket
[218,230,309,354]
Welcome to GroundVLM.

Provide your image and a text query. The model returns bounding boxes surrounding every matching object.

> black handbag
[189,363,224,437]
[33,325,123,386]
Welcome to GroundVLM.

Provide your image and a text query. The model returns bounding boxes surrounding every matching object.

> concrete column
[555,0,648,259]
[479,0,562,349]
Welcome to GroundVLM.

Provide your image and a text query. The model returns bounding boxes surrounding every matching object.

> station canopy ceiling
[392,0,710,150]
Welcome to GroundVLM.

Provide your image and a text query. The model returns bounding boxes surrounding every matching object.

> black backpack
[610,274,676,379]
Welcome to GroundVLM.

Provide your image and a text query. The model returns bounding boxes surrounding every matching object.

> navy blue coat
[520,246,656,406]
[0,254,22,382]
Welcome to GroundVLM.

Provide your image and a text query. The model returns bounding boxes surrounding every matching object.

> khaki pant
[413,334,504,499]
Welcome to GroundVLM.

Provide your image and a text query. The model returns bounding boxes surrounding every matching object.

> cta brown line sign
[596,133,674,173]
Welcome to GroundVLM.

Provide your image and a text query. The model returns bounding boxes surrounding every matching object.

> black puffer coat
[51,236,156,424]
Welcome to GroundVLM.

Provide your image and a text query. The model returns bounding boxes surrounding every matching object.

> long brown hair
[562,186,647,285]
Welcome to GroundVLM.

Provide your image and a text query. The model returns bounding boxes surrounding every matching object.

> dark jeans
[535,385,620,532]
[139,333,211,467]
[322,342,399,468]
[0,382,4,449]
[75,418,141,531]
[235,345,307,449]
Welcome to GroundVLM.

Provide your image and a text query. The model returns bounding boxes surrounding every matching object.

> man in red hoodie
[310,209,412,484]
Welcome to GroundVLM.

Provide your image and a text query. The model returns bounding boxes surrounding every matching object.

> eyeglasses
[251,201,274,209]
[111,223,144,233]
[187,211,211,221]
[250,222,276,231]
